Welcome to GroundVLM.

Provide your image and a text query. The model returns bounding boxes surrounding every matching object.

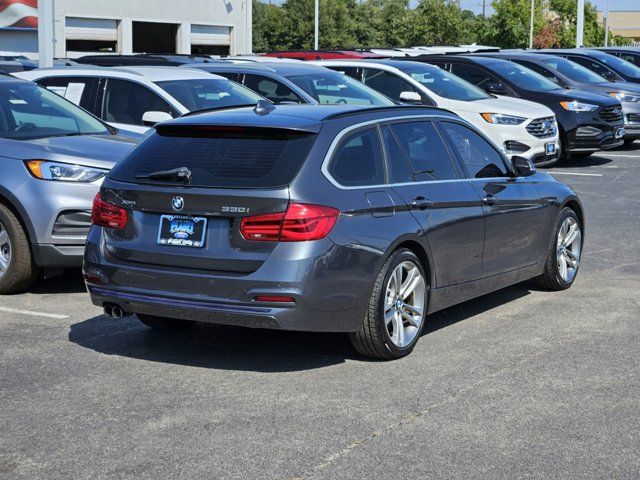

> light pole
[576,0,585,47]
[604,0,610,47]
[529,0,535,49]
[38,0,54,67]
[314,0,319,50]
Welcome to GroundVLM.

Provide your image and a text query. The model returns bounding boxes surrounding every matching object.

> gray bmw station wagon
[84,103,584,359]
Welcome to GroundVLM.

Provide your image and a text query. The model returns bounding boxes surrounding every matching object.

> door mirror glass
[142,110,173,126]
[512,156,536,177]
[485,82,508,95]
[399,91,423,104]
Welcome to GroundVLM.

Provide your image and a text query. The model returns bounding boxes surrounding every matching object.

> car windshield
[0,82,110,140]
[287,72,393,105]
[396,63,490,101]
[540,57,608,84]
[156,78,263,112]
[490,62,561,92]
[589,51,640,78]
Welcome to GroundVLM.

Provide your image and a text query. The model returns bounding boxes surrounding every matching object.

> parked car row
[5,46,636,358]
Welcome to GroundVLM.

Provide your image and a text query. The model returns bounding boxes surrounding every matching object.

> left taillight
[91,193,128,230]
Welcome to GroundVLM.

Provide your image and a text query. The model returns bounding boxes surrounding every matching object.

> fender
[0,184,37,245]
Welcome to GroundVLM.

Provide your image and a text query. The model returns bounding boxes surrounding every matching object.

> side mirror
[485,82,508,95]
[512,156,536,177]
[142,111,173,127]
[399,91,423,104]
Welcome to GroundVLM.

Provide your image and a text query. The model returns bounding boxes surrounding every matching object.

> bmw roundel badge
[172,196,184,212]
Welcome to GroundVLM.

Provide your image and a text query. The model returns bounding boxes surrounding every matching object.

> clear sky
[459,0,640,16]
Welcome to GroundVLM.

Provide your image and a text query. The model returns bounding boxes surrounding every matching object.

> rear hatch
[101,123,319,274]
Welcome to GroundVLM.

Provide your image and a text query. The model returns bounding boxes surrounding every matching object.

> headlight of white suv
[560,100,598,112]
[25,160,108,183]
[609,92,640,103]
[480,113,526,125]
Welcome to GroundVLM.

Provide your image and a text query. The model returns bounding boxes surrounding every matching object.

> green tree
[410,0,477,46]
[549,0,605,47]
[488,0,546,49]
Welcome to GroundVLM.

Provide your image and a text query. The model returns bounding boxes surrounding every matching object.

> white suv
[316,60,560,165]
[15,66,263,133]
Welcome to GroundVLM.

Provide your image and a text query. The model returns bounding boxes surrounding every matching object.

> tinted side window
[618,53,640,66]
[243,74,303,103]
[381,126,413,184]
[362,68,422,103]
[36,76,98,113]
[217,72,241,82]
[515,60,560,83]
[570,57,612,77]
[390,121,458,181]
[442,122,508,179]
[329,127,385,186]
[103,79,175,125]
[328,66,361,81]
[451,64,493,87]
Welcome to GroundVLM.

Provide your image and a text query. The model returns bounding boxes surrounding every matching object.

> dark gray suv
[84,103,584,359]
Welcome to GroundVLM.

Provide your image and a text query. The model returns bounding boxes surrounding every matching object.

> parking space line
[598,153,639,158]
[550,172,603,177]
[0,306,69,319]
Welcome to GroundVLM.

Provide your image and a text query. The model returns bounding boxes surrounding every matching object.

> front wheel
[350,249,428,360]
[0,204,39,294]
[532,207,582,291]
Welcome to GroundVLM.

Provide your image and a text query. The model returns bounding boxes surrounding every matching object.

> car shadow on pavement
[27,269,87,294]
[557,155,613,168]
[68,283,532,371]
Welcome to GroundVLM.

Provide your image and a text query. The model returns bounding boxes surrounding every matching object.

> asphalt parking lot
[1,146,639,479]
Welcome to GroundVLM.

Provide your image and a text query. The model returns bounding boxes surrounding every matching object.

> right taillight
[91,192,128,230]
[240,203,339,242]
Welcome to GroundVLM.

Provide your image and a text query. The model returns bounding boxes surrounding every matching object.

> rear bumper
[83,227,380,333]
[33,244,85,268]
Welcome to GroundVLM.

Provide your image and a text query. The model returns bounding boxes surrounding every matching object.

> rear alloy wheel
[350,249,427,360]
[0,204,39,294]
[137,314,195,331]
[533,207,582,291]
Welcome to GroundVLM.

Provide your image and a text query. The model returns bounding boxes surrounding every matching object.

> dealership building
[0,0,252,58]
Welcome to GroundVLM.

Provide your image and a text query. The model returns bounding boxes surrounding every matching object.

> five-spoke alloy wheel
[350,249,428,360]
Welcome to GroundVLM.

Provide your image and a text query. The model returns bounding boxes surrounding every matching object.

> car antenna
[254,99,276,116]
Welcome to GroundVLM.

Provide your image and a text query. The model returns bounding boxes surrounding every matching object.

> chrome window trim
[321,114,511,190]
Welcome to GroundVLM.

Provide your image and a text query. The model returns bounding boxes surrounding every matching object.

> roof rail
[325,105,455,120]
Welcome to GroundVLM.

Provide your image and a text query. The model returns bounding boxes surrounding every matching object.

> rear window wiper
[136,166,192,183]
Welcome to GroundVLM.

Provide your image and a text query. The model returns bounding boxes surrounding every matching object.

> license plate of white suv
[615,127,625,139]
[545,142,556,155]
[157,215,207,248]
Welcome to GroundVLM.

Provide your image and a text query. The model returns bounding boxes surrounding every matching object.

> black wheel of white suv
[350,249,427,360]
[533,207,582,291]
[137,313,195,331]
[0,204,39,294]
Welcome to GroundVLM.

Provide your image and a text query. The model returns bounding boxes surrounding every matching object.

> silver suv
[0,75,138,293]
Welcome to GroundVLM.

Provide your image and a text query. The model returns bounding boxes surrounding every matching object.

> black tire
[570,152,593,160]
[0,203,39,294]
[349,248,428,360]
[137,313,195,331]
[624,138,636,146]
[532,207,582,291]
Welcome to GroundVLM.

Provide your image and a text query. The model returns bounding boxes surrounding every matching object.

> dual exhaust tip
[103,303,128,319]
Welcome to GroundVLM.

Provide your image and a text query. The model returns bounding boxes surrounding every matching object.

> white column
[177,22,191,54]
[38,0,55,67]
[246,0,252,54]
[314,0,319,50]
[119,18,133,54]
[576,0,585,47]
[528,0,534,49]
[604,0,610,47]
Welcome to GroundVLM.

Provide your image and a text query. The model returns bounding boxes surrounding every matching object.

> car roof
[411,54,510,67]
[19,65,222,82]
[316,59,441,73]
[189,61,333,76]
[476,51,559,62]
[163,104,456,132]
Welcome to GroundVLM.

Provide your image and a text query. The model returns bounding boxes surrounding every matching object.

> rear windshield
[109,127,317,188]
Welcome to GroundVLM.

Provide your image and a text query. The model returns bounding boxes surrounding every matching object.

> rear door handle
[410,196,433,210]
[482,194,497,206]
